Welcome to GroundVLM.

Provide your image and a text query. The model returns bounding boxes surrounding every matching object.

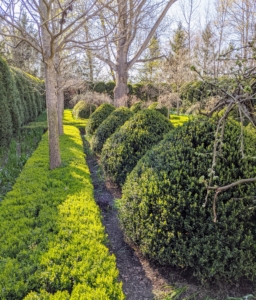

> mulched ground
[84,138,255,300]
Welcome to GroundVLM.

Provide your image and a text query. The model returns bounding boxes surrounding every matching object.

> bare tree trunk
[114,67,129,107]
[45,58,61,169]
[57,88,64,135]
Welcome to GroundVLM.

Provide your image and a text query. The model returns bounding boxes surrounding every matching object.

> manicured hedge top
[85,103,115,135]
[91,107,133,154]
[0,124,124,299]
[119,118,256,283]
[101,109,174,186]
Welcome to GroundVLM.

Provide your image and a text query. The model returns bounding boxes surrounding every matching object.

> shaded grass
[0,111,47,200]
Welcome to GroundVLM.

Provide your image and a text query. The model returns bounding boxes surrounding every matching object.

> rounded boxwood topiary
[119,118,256,283]
[130,101,142,113]
[101,109,174,186]
[73,100,97,119]
[148,102,168,118]
[91,107,133,154]
[86,103,115,135]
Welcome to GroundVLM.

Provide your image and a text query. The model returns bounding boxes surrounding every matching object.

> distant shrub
[148,102,168,117]
[101,109,173,186]
[70,91,112,108]
[72,100,96,119]
[86,103,115,135]
[105,81,116,98]
[94,81,106,93]
[130,101,143,113]
[91,107,133,154]
[119,118,256,283]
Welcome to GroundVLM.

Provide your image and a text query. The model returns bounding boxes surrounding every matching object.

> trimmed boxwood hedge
[119,118,256,283]
[72,100,97,119]
[0,124,124,299]
[85,103,115,135]
[101,109,174,186]
[91,107,133,154]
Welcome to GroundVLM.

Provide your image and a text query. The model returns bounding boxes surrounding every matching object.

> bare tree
[0,0,106,169]
[83,0,178,106]
[179,0,200,54]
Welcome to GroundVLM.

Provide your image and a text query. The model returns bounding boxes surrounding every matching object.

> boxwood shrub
[72,100,97,119]
[119,118,256,283]
[101,109,173,186]
[86,103,115,135]
[91,107,133,154]
[130,101,142,113]
[0,124,124,299]
[148,102,168,117]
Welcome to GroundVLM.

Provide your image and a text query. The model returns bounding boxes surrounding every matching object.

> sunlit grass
[63,109,88,129]
[170,114,190,127]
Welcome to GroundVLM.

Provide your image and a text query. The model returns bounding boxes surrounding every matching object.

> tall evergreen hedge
[0,56,20,134]
[119,118,256,283]
[0,55,45,147]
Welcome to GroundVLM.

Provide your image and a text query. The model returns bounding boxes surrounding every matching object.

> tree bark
[114,63,129,107]
[57,88,64,135]
[40,0,61,169]
[45,58,61,169]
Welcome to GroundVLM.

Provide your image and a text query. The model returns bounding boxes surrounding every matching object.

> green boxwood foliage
[94,81,106,93]
[130,101,143,113]
[0,79,12,147]
[101,109,174,186]
[12,68,45,124]
[148,102,168,117]
[13,70,30,124]
[86,103,115,135]
[72,100,97,119]
[119,118,256,283]
[0,56,45,146]
[0,123,124,299]
[105,81,116,98]
[0,56,21,134]
[91,107,133,154]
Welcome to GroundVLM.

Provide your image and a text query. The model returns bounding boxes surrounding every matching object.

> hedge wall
[0,124,124,299]
[0,55,45,147]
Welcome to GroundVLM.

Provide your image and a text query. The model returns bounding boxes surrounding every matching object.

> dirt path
[86,152,154,299]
